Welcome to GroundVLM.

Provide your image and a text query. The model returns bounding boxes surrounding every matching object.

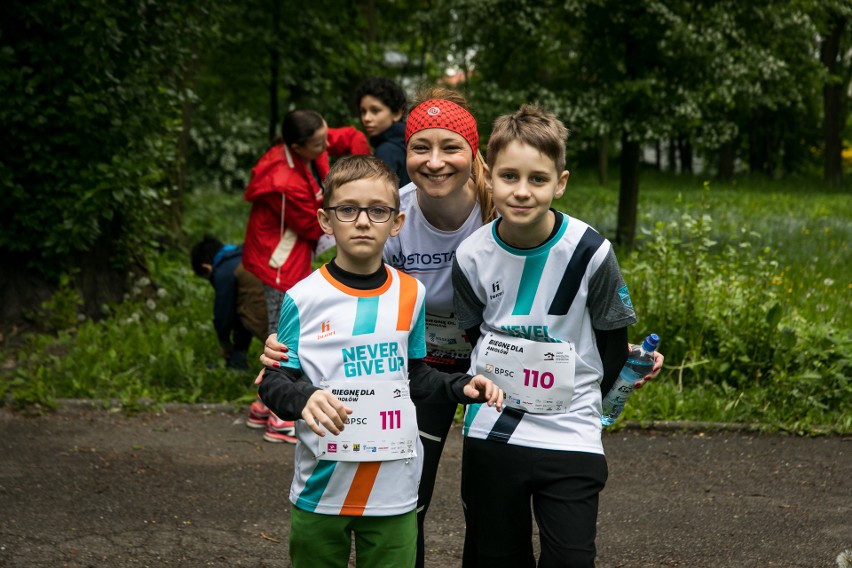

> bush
[620,183,851,431]
[6,250,260,410]
[0,0,217,280]
[187,109,267,193]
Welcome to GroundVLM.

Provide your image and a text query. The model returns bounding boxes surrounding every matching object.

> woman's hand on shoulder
[260,333,289,368]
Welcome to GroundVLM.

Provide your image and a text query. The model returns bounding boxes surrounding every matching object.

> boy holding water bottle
[452,104,662,568]
[257,154,502,568]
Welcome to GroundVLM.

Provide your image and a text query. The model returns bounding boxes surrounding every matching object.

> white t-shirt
[384,182,482,365]
[453,212,636,454]
[280,264,427,516]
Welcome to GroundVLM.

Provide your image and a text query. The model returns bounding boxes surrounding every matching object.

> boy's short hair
[323,155,400,208]
[486,104,569,173]
[190,235,224,276]
[355,77,407,115]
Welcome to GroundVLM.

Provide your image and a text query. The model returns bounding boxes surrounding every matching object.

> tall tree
[818,5,850,184]
[0,0,218,324]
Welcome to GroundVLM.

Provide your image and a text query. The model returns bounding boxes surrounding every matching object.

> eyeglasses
[325,205,398,223]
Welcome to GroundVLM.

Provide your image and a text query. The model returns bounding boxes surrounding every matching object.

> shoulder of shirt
[398,183,418,210]
[285,267,324,296]
[559,213,612,248]
[456,220,495,255]
[389,265,425,291]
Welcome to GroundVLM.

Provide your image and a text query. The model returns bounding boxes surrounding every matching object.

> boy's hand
[634,350,665,389]
[302,391,353,437]
[463,375,504,411]
[259,333,289,368]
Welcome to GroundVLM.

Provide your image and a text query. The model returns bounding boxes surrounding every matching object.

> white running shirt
[453,212,637,454]
[280,264,427,516]
[384,182,482,365]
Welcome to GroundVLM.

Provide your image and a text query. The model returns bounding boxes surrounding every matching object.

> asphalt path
[0,405,849,567]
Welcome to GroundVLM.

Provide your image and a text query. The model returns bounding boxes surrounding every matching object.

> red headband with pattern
[405,99,479,157]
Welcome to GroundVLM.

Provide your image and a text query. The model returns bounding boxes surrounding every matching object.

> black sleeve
[408,359,479,405]
[452,257,485,331]
[465,326,482,351]
[258,366,321,421]
[595,327,629,395]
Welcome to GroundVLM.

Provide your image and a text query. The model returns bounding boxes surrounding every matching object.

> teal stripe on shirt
[463,403,482,436]
[295,460,338,512]
[513,253,549,315]
[352,296,379,335]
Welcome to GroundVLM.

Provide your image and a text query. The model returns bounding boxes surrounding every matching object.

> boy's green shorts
[290,506,417,568]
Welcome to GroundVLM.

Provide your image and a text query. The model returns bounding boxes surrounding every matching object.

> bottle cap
[642,334,660,352]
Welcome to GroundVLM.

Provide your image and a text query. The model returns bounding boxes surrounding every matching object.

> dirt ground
[0,404,849,568]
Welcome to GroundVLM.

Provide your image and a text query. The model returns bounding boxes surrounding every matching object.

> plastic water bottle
[601,334,660,426]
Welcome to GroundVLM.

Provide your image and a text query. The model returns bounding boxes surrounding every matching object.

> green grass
[3,174,850,433]
[560,169,851,327]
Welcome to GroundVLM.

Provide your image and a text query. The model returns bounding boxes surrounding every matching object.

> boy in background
[355,77,410,186]
[191,236,267,370]
[191,237,295,443]
[258,154,502,567]
[453,105,663,568]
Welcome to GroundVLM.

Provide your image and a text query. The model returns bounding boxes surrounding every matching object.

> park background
[0,0,849,434]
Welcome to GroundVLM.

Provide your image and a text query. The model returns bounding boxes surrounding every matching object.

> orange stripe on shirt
[339,462,381,516]
[320,264,393,297]
[396,271,418,331]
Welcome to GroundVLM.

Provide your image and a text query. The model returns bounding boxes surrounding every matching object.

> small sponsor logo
[617,285,633,308]
[318,320,336,340]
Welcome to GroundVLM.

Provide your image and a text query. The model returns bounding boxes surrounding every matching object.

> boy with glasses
[258,154,503,568]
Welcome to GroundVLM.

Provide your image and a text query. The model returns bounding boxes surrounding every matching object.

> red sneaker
[263,414,296,444]
[247,400,271,429]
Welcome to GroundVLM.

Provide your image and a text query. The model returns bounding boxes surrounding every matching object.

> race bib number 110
[475,332,575,414]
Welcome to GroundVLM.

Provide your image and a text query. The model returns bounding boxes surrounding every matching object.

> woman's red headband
[405,99,479,157]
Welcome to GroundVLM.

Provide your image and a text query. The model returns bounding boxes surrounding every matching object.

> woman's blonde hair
[409,86,495,223]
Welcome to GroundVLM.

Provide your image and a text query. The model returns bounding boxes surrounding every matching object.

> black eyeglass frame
[324,205,399,223]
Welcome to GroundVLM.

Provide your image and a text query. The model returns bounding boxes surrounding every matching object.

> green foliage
[33,272,85,333]
[0,0,220,280]
[3,188,259,410]
[7,250,260,410]
[187,109,266,193]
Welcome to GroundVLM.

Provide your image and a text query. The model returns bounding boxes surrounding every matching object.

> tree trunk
[668,138,677,172]
[764,115,776,178]
[617,20,642,249]
[654,140,662,170]
[719,140,734,180]
[0,235,139,330]
[361,0,377,45]
[268,0,281,144]
[820,12,846,184]
[617,130,640,249]
[597,134,609,186]
[679,136,693,174]
[748,119,763,174]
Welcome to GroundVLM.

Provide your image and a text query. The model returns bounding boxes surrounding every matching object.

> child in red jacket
[242,109,369,442]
